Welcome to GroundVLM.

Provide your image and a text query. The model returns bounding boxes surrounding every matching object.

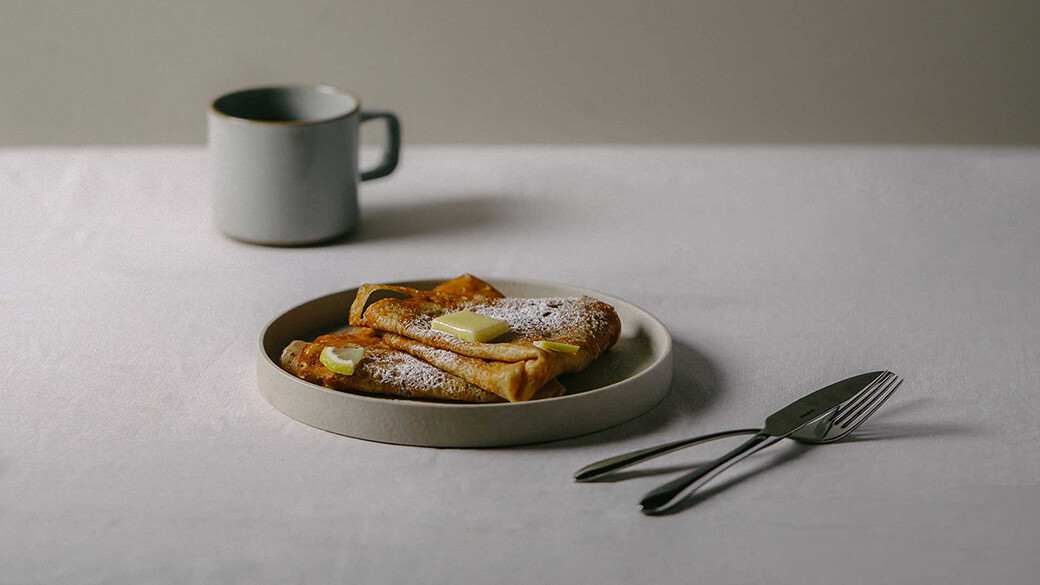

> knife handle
[573,428,762,482]
[638,432,783,515]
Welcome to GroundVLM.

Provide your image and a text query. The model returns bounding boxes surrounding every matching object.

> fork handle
[639,432,783,515]
[573,428,761,482]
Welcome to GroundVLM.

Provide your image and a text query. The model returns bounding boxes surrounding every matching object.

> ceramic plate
[257,278,672,447]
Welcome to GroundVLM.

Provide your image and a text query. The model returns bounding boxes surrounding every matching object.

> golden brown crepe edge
[432,274,506,299]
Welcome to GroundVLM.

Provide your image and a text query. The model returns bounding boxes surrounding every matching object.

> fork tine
[832,371,891,423]
[832,370,898,426]
[834,372,897,426]
[838,376,902,432]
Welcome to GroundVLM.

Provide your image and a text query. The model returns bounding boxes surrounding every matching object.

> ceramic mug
[208,85,400,245]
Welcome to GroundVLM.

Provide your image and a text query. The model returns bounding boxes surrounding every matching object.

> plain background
[1,0,1038,146]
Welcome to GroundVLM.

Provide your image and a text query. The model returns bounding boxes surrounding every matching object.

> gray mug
[208,85,400,245]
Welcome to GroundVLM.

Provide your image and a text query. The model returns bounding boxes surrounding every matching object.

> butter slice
[431,310,510,342]
[534,340,580,354]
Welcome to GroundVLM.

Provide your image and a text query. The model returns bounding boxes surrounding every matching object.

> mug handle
[359,111,401,181]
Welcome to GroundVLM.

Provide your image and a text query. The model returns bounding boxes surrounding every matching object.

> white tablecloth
[2,145,1038,584]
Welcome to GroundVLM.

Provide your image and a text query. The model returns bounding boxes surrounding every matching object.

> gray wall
[2,0,1038,146]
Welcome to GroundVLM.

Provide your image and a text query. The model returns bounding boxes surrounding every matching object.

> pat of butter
[431,310,510,342]
[534,340,580,354]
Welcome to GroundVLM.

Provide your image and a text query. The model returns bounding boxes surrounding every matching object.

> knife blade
[762,371,883,436]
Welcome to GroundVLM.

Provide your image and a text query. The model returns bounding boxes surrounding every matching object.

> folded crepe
[349,276,622,402]
[280,275,564,403]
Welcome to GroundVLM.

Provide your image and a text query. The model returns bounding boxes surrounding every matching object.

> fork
[573,371,903,482]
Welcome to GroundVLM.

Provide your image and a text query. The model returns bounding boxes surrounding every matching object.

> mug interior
[211,86,358,124]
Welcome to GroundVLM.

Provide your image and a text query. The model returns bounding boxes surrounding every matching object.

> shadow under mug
[208,85,401,246]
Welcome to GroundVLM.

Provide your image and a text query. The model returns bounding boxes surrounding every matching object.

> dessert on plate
[281,274,621,403]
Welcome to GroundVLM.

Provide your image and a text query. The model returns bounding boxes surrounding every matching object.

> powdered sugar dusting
[469,296,609,339]
[364,350,449,390]
[408,296,611,341]
[360,348,494,401]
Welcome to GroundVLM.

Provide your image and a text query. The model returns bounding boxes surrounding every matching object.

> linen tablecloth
[2,145,1038,583]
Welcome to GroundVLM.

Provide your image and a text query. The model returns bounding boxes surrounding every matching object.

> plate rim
[258,277,673,410]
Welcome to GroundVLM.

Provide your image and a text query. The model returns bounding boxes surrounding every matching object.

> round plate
[257,278,672,447]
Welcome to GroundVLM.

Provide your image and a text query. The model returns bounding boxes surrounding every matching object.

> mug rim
[209,84,362,126]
